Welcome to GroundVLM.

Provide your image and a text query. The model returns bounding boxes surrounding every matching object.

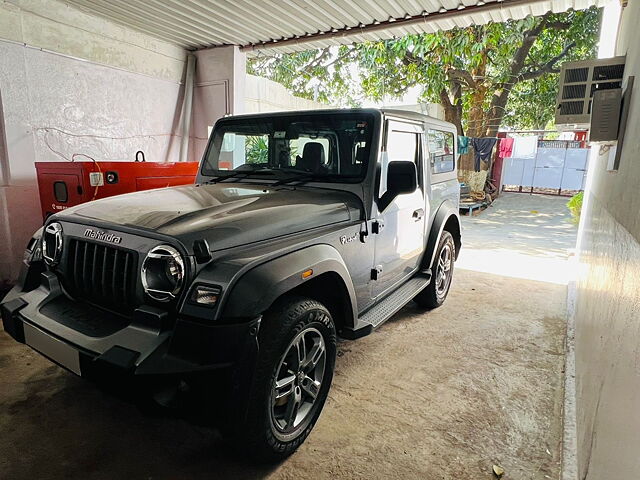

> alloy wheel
[435,243,453,296]
[270,326,326,440]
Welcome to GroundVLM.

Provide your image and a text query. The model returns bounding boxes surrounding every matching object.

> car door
[371,120,426,299]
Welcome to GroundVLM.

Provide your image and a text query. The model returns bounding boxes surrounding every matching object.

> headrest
[298,142,325,172]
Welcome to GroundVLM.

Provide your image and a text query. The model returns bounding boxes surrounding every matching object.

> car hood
[59,183,362,252]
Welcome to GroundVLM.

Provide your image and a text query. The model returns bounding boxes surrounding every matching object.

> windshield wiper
[203,169,276,184]
[271,171,360,187]
[271,172,318,186]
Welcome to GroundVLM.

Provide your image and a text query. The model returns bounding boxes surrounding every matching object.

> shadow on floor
[0,351,277,480]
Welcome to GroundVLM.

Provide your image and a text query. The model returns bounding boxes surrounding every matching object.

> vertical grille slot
[64,238,137,314]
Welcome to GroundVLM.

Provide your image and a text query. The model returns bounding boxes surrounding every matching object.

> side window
[428,130,455,174]
[387,130,418,164]
[53,181,68,203]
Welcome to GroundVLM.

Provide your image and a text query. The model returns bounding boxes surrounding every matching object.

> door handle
[412,208,424,221]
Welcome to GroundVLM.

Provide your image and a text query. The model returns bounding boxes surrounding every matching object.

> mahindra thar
[1,108,460,461]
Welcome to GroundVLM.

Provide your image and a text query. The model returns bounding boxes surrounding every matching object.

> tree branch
[546,20,573,30]
[447,68,477,88]
[518,41,576,81]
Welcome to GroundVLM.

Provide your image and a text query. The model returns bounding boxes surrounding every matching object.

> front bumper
[1,273,260,382]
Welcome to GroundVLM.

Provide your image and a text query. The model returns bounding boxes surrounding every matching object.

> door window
[387,130,418,164]
[385,129,421,192]
[428,130,455,173]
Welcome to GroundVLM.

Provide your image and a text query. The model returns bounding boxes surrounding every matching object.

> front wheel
[414,230,455,309]
[232,296,336,462]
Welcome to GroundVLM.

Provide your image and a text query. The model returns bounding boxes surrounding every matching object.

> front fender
[220,244,358,324]
[425,201,461,269]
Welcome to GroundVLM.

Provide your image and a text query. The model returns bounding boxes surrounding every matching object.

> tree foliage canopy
[249,7,600,158]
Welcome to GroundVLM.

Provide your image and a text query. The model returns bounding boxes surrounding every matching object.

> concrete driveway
[0,193,576,480]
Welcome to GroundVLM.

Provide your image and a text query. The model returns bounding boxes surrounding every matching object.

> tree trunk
[485,18,547,137]
[439,88,463,135]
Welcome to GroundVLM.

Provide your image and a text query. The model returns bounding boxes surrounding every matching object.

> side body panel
[189,219,375,326]
[424,121,461,267]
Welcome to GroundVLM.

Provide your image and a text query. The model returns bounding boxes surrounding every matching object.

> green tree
[245,135,268,164]
[248,7,600,171]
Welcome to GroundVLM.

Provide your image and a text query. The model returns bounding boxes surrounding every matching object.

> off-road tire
[414,231,455,309]
[232,296,336,463]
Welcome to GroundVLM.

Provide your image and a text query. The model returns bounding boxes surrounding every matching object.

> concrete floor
[0,193,577,480]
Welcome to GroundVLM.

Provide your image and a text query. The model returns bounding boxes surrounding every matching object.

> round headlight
[42,222,63,266]
[141,245,185,302]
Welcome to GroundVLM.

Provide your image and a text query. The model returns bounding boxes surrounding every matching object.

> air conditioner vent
[590,81,622,96]
[559,101,585,115]
[562,84,586,99]
[593,64,625,81]
[566,67,589,83]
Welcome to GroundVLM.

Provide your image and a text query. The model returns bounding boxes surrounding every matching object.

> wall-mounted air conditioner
[555,56,626,130]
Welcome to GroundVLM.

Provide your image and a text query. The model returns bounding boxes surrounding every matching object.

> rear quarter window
[428,130,455,174]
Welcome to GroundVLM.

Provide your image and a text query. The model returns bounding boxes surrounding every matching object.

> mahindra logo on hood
[84,228,122,244]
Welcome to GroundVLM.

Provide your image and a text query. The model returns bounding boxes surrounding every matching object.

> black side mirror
[387,161,417,196]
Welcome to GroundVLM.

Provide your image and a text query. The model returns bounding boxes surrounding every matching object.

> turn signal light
[190,285,221,306]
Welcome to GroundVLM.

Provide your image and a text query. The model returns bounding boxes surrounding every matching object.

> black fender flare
[221,244,358,327]
[424,201,462,269]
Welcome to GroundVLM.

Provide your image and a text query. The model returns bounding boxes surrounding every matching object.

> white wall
[573,1,640,478]
[0,0,187,284]
[244,74,329,113]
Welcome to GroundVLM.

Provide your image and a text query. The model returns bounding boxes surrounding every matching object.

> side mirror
[387,161,417,196]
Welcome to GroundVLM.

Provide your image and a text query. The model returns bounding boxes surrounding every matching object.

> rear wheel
[414,231,455,309]
[232,296,336,462]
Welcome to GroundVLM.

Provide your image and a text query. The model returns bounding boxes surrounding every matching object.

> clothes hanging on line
[471,137,498,172]
[498,137,514,158]
[457,135,470,155]
[511,136,538,159]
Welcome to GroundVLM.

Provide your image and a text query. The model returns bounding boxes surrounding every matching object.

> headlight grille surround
[141,245,185,302]
[42,222,63,266]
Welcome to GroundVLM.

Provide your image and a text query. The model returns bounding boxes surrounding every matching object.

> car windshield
[201,113,375,183]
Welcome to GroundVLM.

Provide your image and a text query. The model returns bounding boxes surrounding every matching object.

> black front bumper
[1,285,260,383]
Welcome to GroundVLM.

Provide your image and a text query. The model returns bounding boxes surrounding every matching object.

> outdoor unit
[555,56,626,130]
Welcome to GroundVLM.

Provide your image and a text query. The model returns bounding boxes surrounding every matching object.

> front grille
[63,238,138,314]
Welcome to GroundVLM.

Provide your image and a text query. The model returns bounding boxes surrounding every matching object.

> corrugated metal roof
[65,0,605,54]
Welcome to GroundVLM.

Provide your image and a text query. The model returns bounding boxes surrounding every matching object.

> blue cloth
[457,135,470,155]
[471,137,498,172]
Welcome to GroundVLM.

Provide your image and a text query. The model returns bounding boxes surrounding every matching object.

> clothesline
[457,134,539,172]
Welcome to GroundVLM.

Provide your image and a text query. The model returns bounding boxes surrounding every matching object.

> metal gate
[501,140,589,195]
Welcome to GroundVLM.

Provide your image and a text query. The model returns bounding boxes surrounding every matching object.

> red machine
[35,159,199,221]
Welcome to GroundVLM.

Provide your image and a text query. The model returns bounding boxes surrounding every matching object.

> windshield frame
[198,111,379,185]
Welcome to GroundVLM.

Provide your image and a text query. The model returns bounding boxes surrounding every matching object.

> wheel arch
[220,244,357,331]
[425,201,462,269]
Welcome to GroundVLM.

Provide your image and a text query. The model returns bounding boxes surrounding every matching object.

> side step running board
[341,273,431,340]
